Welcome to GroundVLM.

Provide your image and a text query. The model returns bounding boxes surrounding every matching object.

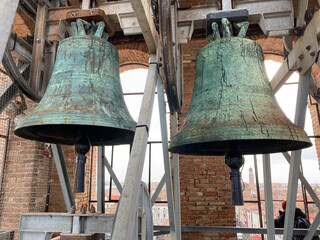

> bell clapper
[225,152,245,206]
[74,135,91,193]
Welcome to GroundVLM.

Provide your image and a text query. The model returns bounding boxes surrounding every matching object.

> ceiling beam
[270,9,320,93]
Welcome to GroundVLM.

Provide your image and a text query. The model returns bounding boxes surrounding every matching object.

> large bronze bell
[14,20,136,146]
[15,20,136,192]
[169,18,311,205]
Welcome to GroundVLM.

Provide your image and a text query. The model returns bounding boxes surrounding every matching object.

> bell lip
[168,139,312,156]
[14,123,136,146]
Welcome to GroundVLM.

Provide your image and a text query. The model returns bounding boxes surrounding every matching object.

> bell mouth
[14,124,135,146]
[168,139,312,156]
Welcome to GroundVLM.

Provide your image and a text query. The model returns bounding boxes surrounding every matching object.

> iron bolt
[71,12,76,17]
[36,39,41,43]
[306,45,311,51]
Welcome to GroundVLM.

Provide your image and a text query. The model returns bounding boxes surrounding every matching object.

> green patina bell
[168,18,311,205]
[169,20,311,156]
[15,20,136,146]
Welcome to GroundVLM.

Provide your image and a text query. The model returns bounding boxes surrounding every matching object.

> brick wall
[0,96,52,240]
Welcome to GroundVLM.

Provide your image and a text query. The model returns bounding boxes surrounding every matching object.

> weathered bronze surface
[15,21,136,146]
[169,37,311,155]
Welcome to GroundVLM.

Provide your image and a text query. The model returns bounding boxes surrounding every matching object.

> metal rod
[171,112,181,240]
[262,154,275,240]
[222,0,232,9]
[88,147,94,203]
[304,211,320,240]
[154,225,320,235]
[97,146,105,213]
[253,155,264,240]
[157,75,176,234]
[151,174,166,205]
[283,68,311,240]
[104,156,122,194]
[148,143,151,194]
[108,146,114,201]
[111,55,158,240]
[51,144,75,211]
[282,152,320,208]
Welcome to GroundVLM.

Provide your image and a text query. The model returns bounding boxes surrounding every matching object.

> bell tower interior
[0,0,319,240]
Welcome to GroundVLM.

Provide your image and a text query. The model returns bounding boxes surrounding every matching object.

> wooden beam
[30,3,48,92]
[129,0,158,53]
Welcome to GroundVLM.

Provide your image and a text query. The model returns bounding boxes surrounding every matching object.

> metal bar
[97,146,105,213]
[154,225,320,235]
[262,154,275,240]
[282,152,320,208]
[222,0,232,10]
[296,0,309,27]
[129,0,158,53]
[88,147,94,203]
[108,146,114,200]
[51,144,75,211]
[20,213,114,234]
[254,155,264,240]
[148,143,151,194]
[157,75,176,234]
[104,156,122,194]
[171,112,181,240]
[151,174,166,205]
[0,0,19,62]
[30,3,48,92]
[283,68,311,240]
[111,55,158,240]
[304,211,320,240]
[81,0,91,9]
[271,11,320,92]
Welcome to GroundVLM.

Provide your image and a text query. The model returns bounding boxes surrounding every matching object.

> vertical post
[0,0,19,62]
[283,68,311,240]
[262,154,275,240]
[157,76,176,235]
[97,146,105,213]
[222,0,232,9]
[296,0,308,27]
[30,2,48,92]
[171,113,181,240]
[81,0,91,9]
[51,144,75,211]
[254,155,264,240]
[111,55,158,240]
